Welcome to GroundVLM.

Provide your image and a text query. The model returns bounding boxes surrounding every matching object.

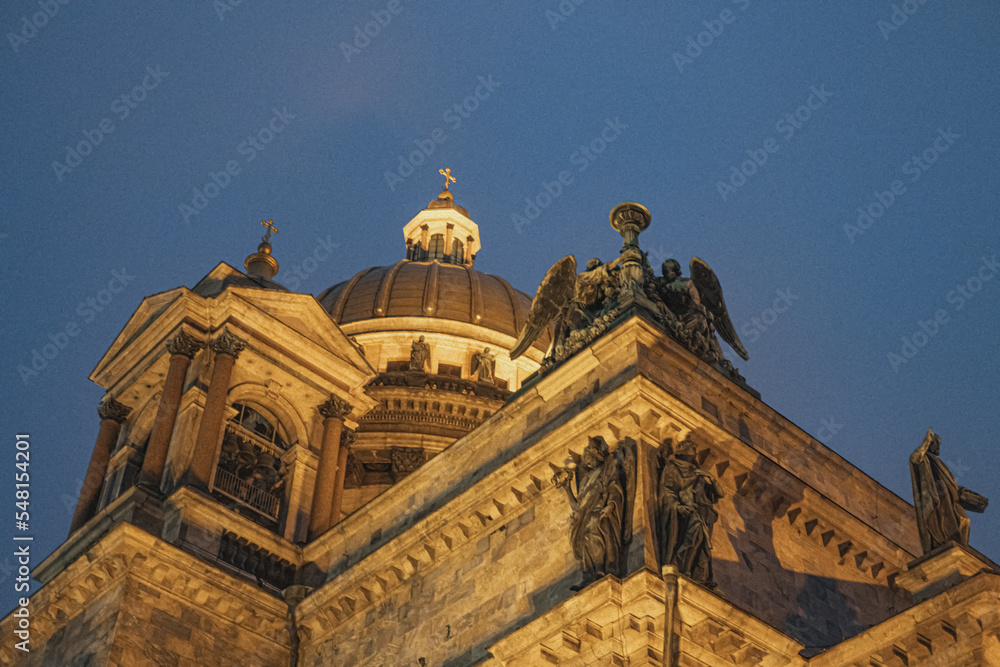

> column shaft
[188,352,237,489]
[330,444,351,526]
[308,417,343,538]
[138,354,192,489]
[69,417,122,533]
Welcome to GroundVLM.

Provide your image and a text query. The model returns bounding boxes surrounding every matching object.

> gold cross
[260,219,278,242]
[439,168,456,190]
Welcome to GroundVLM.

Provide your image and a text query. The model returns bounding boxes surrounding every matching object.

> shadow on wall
[712,448,901,649]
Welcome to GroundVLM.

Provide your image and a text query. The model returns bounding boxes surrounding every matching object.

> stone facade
[4,197,998,666]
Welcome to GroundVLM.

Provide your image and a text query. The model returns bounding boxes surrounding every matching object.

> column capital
[166,329,205,358]
[97,398,131,423]
[318,395,353,420]
[341,427,357,447]
[210,329,247,358]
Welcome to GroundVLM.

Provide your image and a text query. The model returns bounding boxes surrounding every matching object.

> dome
[318,260,548,351]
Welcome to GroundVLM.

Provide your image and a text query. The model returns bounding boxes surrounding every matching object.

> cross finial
[439,168,456,191]
[260,219,278,243]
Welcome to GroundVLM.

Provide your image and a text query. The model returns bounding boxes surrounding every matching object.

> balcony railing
[212,467,280,520]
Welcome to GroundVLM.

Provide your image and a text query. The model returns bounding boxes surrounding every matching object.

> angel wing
[689,257,749,361]
[510,255,577,360]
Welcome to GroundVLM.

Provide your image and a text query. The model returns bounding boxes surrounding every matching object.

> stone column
[187,329,246,490]
[69,398,131,533]
[330,429,356,526]
[308,396,352,539]
[138,330,204,490]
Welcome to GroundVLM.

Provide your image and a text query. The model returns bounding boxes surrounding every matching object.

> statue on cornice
[471,347,495,383]
[509,255,623,365]
[656,439,724,586]
[910,428,988,554]
[409,335,430,372]
[552,436,636,586]
[654,258,747,366]
[508,203,749,378]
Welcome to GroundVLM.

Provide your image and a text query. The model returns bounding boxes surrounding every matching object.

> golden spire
[245,219,280,280]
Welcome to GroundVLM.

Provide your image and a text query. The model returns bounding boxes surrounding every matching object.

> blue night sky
[2,3,998,614]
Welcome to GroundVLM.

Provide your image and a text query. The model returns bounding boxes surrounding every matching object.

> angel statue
[655,258,748,366]
[656,438,724,586]
[552,436,636,586]
[910,428,988,554]
[471,347,495,383]
[510,255,622,363]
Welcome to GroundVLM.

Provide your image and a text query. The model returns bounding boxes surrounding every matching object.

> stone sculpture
[409,335,430,372]
[656,439,724,586]
[552,436,635,585]
[910,428,988,554]
[509,203,748,376]
[471,347,495,383]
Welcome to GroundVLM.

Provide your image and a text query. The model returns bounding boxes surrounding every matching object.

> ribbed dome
[318,260,549,350]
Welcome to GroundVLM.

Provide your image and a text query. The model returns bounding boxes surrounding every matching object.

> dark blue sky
[3,3,998,614]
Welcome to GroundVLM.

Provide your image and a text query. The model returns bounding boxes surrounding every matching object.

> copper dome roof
[318,260,549,349]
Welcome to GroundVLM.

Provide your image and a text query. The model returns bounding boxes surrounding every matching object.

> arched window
[427,234,445,260]
[213,403,290,526]
[451,239,465,265]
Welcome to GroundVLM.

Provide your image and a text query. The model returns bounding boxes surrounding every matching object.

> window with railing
[213,403,291,526]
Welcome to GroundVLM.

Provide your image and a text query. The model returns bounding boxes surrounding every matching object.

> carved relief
[390,447,425,478]
[218,531,295,590]
[318,395,353,421]
[166,329,205,359]
[97,397,131,423]
[210,329,247,358]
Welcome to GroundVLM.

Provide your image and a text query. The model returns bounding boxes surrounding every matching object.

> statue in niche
[656,438,724,586]
[910,428,988,554]
[471,347,495,383]
[654,258,747,366]
[409,335,430,372]
[552,436,635,586]
[509,255,623,364]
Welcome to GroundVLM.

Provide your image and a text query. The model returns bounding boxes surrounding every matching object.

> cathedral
[4,184,998,666]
